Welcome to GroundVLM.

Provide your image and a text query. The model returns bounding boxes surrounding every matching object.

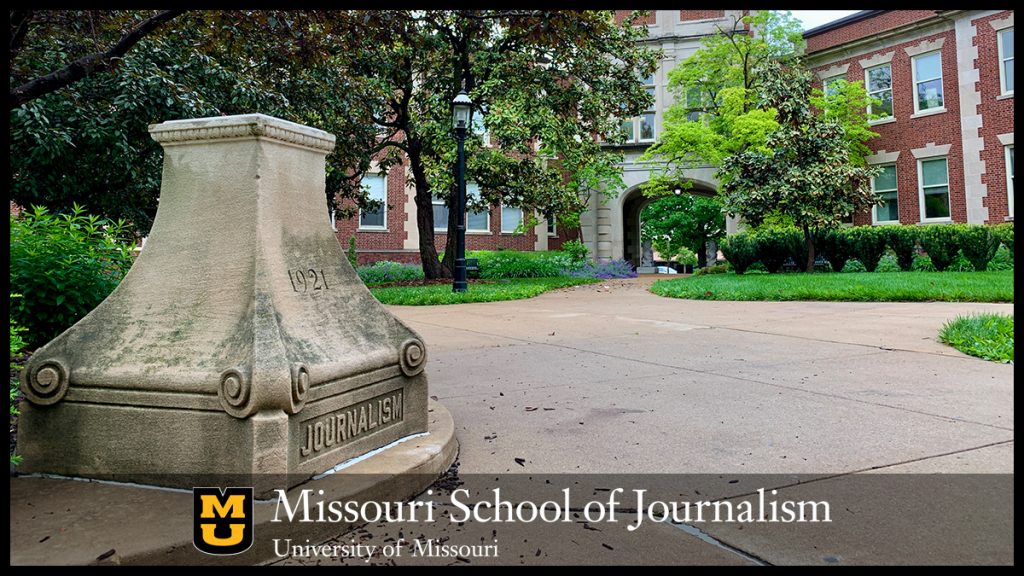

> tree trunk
[697,240,708,268]
[408,143,450,279]
[803,224,815,273]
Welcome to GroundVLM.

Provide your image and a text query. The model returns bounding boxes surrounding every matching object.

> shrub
[990,222,1013,259]
[561,239,589,268]
[565,259,637,279]
[472,250,572,279]
[987,245,1014,271]
[754,228,801,273]
[818,228,853,273]
[10,297,26,465]
[845,226,887,272]
[347,236,358,270]
[875,252,902,272]
[720,233,759,275]
[676,247,699,266]
[693,263,729,276]
[842,259,868,273]
[882,226,918,271]
[947,252,976,272]
[9,205,136,348]
[919,224,964,271]
[959,225,1001,271]
[356,261,424,285]
[911,254,937,272]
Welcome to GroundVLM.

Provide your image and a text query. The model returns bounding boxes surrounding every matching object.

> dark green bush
[347,236,358,269]
[959,225,1000,271]
[882,226,918,271]
[818,228,853,273]
[920,224,964,272]
[990,222,1013,259]
[845,226,887,272]
[720,233,759,275]
[947,251,975,272]
[10,205,136,347]
[561,239,589,267]
[693,263,729,276]
[754,228,801,273]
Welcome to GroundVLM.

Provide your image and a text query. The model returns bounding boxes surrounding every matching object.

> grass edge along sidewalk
[370,277,602,305]
[939,313,1014,363]
[650,271,1013,303]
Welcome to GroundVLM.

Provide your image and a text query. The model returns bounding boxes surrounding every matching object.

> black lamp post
[451,90,472,293]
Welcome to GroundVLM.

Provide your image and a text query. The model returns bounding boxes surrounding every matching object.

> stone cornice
[149,113,336,152]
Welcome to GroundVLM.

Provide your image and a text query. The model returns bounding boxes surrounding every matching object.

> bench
[466,258,480,279]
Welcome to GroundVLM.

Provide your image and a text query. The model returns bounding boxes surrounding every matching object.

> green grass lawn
[650,271,1013,303]
[370,277,600,305]
[939,314,1014,362]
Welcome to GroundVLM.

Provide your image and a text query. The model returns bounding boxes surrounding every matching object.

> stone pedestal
[17,114,430,492]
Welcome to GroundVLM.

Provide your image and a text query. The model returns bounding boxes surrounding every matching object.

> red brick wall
[615,10,655,26]
[806,11,939,54]
[547,227,580,251]
[432,205,537,253]
[973,11,1015,223]
[811,29,966,225]
[680,10,724,22]
[333,165,409,251]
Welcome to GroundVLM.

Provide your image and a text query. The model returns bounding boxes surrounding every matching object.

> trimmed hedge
[881,226,918,271]
[719,234,759,275]
[717,223,1011,274]
[470,250,574,279]
[846,226,887,272]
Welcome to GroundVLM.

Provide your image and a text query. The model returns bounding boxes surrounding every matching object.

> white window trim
[822,74,845,97]
[500,205,524,234]
[864,63,894,121]
[998,28,1014,97]
[466,183,490,233]
[911,50,944,115]
[871,163,900,225]
[432,196,449,232]
[358,172,388,231]
[1007,145,1015,219]
[917,157,952,223]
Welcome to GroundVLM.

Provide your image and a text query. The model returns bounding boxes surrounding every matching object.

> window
[822,75,844,97]
[1007,145,1015,218]
[501,205,523,233]
[466,182,490,232]
[871,164,899,224]
[358,173,386,229]
[999,28,1014,95]
[621,74,656,143]
[472,110,490,147]
[865,64,893,119]
[912,51,944,113]
[547,217,557,237]
[432,195,449,232]
[685,86,704,121]
[918,157,951,221]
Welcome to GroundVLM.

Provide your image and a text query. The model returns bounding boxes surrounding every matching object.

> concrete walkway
[377,276,1013,565]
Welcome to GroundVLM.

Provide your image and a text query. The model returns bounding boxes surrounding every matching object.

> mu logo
[193,487,254,555]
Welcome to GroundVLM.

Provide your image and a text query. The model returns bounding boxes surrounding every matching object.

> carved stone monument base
[17,114,433,492]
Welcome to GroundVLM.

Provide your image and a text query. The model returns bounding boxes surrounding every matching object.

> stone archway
[620,180,719,269]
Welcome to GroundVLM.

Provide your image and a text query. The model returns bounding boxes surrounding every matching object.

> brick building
[805,9,1014,226]
[335,10,1014,266]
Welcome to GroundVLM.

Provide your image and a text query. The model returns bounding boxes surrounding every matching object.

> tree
[640,10,805,195]
[333,10,657,278]
[640,195,725,267]
[719,60,880,272]
[9,10,186,109]
[9,11,381,234]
